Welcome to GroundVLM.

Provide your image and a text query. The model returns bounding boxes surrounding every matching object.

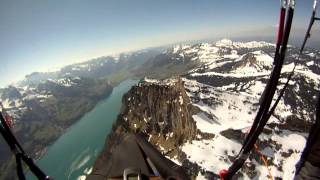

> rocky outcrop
[122,78,197,143]
[91,78,198,177]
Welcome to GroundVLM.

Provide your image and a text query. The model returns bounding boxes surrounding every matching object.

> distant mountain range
[0,49,161,180]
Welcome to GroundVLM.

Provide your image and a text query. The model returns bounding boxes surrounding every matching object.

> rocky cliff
[91,78,210,178]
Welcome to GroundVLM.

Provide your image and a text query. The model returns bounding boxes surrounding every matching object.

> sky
[0,0,319,87]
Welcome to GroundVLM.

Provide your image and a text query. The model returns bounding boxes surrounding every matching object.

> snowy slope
[0,77,81,121]
[181,78,306,179]
[155,39,320,179]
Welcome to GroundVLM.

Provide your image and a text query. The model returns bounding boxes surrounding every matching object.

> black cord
[294,0,320,175]
[224,2,295,179]
[241,1,287,153]
[16,153,26,180]
[0,112,50,180]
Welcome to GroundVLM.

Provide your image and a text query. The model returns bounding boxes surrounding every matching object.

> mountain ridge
[91,39,319,179]
[0,49,162,180]
[1,38,319,179]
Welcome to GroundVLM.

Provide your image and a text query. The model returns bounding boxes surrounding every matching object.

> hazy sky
[0,0,319,87]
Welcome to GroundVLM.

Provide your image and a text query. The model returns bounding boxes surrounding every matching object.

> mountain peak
[230,50,273,75]
[215,39,274,49]
[171,44,191,54]
[215,39,233,47]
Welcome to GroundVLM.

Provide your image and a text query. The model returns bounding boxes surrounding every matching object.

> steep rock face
[122,78,197,143]
[92,78,198,177]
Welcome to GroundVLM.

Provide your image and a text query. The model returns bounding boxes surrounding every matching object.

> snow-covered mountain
[1,38,319,179]
[177,40,319,179]
[0,48,162,179]
[0,49,161,131]
[180,78,305,179]
[93,39,320,179]
[19,49,161,87]
[0,77,89,120]
[172,40,318,179]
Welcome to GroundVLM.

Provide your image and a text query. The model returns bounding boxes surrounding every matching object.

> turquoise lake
[28,79,138,180]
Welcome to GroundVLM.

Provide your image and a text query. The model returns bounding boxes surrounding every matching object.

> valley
[1,39,319,179]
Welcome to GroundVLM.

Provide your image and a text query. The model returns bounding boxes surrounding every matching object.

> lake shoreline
[31,86,115,161]
[27,79,138,180]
